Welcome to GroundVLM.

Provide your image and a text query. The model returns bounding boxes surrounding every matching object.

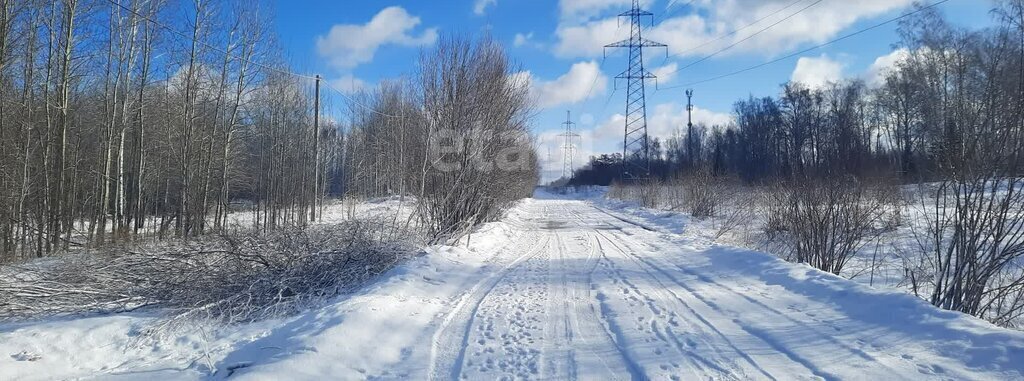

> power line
[660,0,807,64]
[602,85,619,112]
[606,0,668,178]
[660,0,953,90]
[321,81,403,119]
[575,13,633,121]
[102,0,401,118]
[581,55,608,114]
[655,0,696,24]
[664,0,824,77]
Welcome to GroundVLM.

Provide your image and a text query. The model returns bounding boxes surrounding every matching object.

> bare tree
[779,177,885,275]
[389,34,538,242]
[899,1,1024,325]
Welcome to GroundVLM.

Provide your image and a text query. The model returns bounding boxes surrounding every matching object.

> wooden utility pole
[685,89,695,166]
[311,74,320,222]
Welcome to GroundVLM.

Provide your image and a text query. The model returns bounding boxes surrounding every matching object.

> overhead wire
[601,85,619,112]
[320,81,404,119]
[577,0,674,130]
[660,0,807,65]
[659,0,953,90]
[663,0,824,77]
[655,0,696,24]
[574,17,628,123]
[584,56,609,107]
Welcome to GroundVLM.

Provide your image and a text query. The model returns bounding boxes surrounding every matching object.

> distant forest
[569,3,1023,187]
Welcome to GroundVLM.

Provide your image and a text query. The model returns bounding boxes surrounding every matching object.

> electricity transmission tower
[559,111,580,179]
[605,0,667,180]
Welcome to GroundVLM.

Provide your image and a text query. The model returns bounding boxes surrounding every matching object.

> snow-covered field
[3,194,1024,380]
[596,182,1022,303]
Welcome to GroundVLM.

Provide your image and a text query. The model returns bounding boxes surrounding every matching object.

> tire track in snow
[544,230,577,380]
[433,200,889,380]
[568,205,744,380]
[590,230,749,381]
[552,207,641,380]
[592,205,902,380]
[428,231,552,380]
[601,228,826,380]
[634,235,900,379]
[459,238,552,379]
[586,201,856,379]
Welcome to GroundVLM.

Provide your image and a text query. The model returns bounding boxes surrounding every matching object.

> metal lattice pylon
[559,110,580,179]
[605,0,666,180]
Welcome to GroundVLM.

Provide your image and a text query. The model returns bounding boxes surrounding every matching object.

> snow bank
[0,199,533,380]
[701,244,1024,377]
[5,196,1024,380]
[591,198,1024,379]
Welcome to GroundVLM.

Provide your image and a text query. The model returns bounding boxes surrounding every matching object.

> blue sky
[270,0,993,181]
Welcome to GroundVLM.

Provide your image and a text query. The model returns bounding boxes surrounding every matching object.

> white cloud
[690,106,735,128]
[652,63,678,85]
[554,17,623,58]
[594,103,733,142]
[648,103,735,139]
[791,54,845,89]
[329,74,368,94]
[521,61,609,109]
[554,0,914,59]
[508,71,532,89]
[315,7,437,69]
[474,0,497,15]
[595,113,627,140]
[514,32,535,48]
[169,64,210,92]
[866,48,910,87]
[559,0,652,22]
[536,128,600,181]
[783,49,913,88]
[646,14,713,57]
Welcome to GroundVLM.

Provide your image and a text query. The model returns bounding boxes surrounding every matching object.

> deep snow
[3,196,1024,380]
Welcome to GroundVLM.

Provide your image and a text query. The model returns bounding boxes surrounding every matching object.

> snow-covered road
[415,199,1023,381]
[224,198,1024,380]
[4,198,1024,380]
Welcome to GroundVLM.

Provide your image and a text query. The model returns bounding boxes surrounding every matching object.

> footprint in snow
[11,351,42,362]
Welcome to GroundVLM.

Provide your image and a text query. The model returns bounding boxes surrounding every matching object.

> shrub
[776,176,885,275]
[914,177,1024,325]
[680,168,721,218]
[608,179,661,208]
[0,220,413,335]
[760,182,791,236]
